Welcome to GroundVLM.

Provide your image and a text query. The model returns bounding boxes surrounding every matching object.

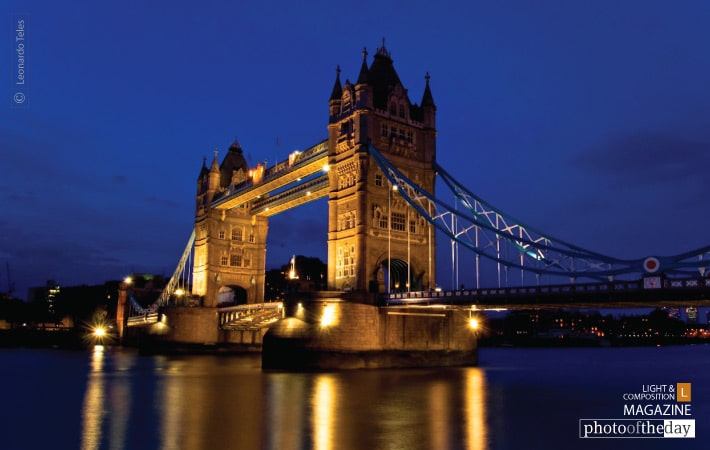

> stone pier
[262,292,478,370]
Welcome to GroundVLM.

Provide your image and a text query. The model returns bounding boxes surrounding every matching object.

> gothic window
[399,104,405,118]
[219,230,225,240]
[390,103,397,116]
[381,123,388,136]
[220,256,228,266]
[230,254,242,267]
[244,255,251,267]
[379,215,388,229]
[409,219,417,234]
[391,212,406,231]
[406,130,414,143]
[248,233,255,243]
[375,174,383,187]
[232,228,243,241]
[398,128,405,140]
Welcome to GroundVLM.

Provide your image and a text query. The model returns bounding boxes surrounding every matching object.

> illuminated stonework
[327,44,437,293]
[193,141,268,307]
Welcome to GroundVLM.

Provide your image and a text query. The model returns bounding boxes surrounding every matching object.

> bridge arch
[375,258,423,293]
[217,285,248,307]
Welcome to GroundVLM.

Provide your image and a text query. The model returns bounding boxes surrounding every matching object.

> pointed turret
[198,156,209,179]
[329,65,343,101]
[421,72,436,129]
[209,148,221,192]
[356,48,369,85]
[421,72,436,108]
[329,66,343,120]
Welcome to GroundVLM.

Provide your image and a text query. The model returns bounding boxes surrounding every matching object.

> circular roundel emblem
[643,257,660,273]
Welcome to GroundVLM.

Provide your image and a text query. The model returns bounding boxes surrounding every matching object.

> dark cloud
[572,131,710,192]
[145,195,183,209]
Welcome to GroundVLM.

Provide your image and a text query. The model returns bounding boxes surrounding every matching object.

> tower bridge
[117,44,710,368]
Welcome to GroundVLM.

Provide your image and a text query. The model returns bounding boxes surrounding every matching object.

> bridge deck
[384,278,710,309]
[212,141,328,211]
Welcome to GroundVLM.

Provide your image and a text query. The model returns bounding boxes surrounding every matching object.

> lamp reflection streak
[81,347,106,450]
[312,375,337,450]
[464,368,488,450]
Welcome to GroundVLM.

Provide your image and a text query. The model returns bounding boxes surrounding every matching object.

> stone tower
[326,44,437,294]
[193,140,268,307]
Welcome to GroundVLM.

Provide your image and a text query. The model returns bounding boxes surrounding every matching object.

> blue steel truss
[369,144,710,281]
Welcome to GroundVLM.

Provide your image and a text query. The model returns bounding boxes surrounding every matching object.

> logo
[677,383,691,402]
[580,382,695,439]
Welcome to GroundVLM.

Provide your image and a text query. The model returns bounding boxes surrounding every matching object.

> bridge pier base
[262,293,478,370]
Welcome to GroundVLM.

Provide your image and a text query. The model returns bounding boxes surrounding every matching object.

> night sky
[2,1,709,299]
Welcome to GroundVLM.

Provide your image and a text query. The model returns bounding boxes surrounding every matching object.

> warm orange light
[469,318,480,330]
[321,304,336,327]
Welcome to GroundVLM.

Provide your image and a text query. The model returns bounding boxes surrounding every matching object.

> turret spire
[329,65,343,101]
[421,72,436,108]
[357,47,369,84]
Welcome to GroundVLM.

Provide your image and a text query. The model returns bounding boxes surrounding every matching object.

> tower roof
[366,42,404,110]
[219,139,248,188]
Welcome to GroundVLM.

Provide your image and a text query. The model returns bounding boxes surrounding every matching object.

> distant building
[685,306,698,324]
[26,280,60,316]
[663,307,681,320]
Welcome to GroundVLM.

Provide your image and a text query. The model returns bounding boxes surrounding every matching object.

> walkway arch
[217,285,247,306]
[375,259,422,293]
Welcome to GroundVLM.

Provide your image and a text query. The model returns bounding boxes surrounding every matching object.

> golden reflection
[267,374,306,449]
[81,347,133,450]
[428,381,450,450]
[312,375,337,450]
[159,359,186,450]
[81,346,106,450]
[463,368,488,450]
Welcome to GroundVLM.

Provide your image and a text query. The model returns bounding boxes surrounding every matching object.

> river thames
[0,345,707,450]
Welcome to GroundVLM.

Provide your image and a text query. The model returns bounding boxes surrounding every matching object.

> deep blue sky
[2,1,709,299]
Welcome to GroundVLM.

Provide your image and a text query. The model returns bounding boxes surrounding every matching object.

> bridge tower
[327,44,437,293]
[193,140,268,307]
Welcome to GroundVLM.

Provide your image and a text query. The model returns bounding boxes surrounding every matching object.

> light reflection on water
[78,351,489,450]
[63,345,710,449]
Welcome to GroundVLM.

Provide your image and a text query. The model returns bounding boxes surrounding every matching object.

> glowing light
[174,288,184,297]
[322,164,330,172]
[123,276,132,285]
[93,326,106,338]
[321,304,336,327]
[469,317,480,330]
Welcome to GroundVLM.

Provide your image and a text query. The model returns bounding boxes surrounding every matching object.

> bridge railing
[383,277,710,306]
[218,302,284,330]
